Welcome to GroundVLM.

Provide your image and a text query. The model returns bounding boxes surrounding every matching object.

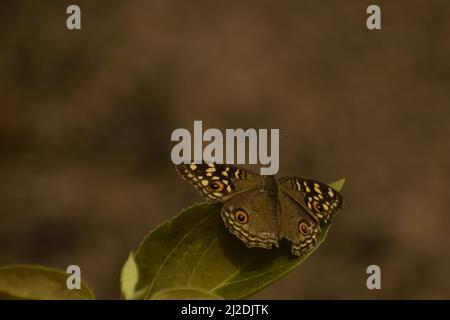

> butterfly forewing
[176,162,262,201]
[278,177,344,226]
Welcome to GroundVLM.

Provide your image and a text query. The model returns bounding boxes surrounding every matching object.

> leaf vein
[210,254,257,293]
[188,237,218,286]
[144,213,214,299]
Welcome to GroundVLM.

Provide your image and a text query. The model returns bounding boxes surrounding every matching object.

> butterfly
[176,162,344,256]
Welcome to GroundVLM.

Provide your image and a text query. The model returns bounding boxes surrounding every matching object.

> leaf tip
[120,252,139,300]
[329,178,346,191]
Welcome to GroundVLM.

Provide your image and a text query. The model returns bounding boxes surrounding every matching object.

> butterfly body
[176,162,343,256]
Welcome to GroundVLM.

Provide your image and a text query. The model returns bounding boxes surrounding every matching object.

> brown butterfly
[176,162,343,256]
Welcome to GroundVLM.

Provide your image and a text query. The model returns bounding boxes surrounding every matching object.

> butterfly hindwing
[221,189,279,249]
[278,177,344,226]
[176,162,262,201]
[278,192,320,255]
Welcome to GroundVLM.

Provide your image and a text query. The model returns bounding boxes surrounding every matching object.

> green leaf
[329,178,346,192]
[0,265,94,300]
[120,253,139,300]
[134,179,345,300]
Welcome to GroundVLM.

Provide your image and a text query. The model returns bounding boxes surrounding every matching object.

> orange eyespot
[312,201,324,213]
[209,181,225,192]
[298,221,310,235]
[234,209,249,224]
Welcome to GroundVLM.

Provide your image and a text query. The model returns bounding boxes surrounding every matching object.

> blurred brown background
[1,0,450,299]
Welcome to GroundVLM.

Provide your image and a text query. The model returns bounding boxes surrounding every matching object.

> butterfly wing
[278,192,321,256]
[176,162,263,201]
[278,177,344,256]
[221,189,279,249]
[278,177,344,225]
[177,162,278,249]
